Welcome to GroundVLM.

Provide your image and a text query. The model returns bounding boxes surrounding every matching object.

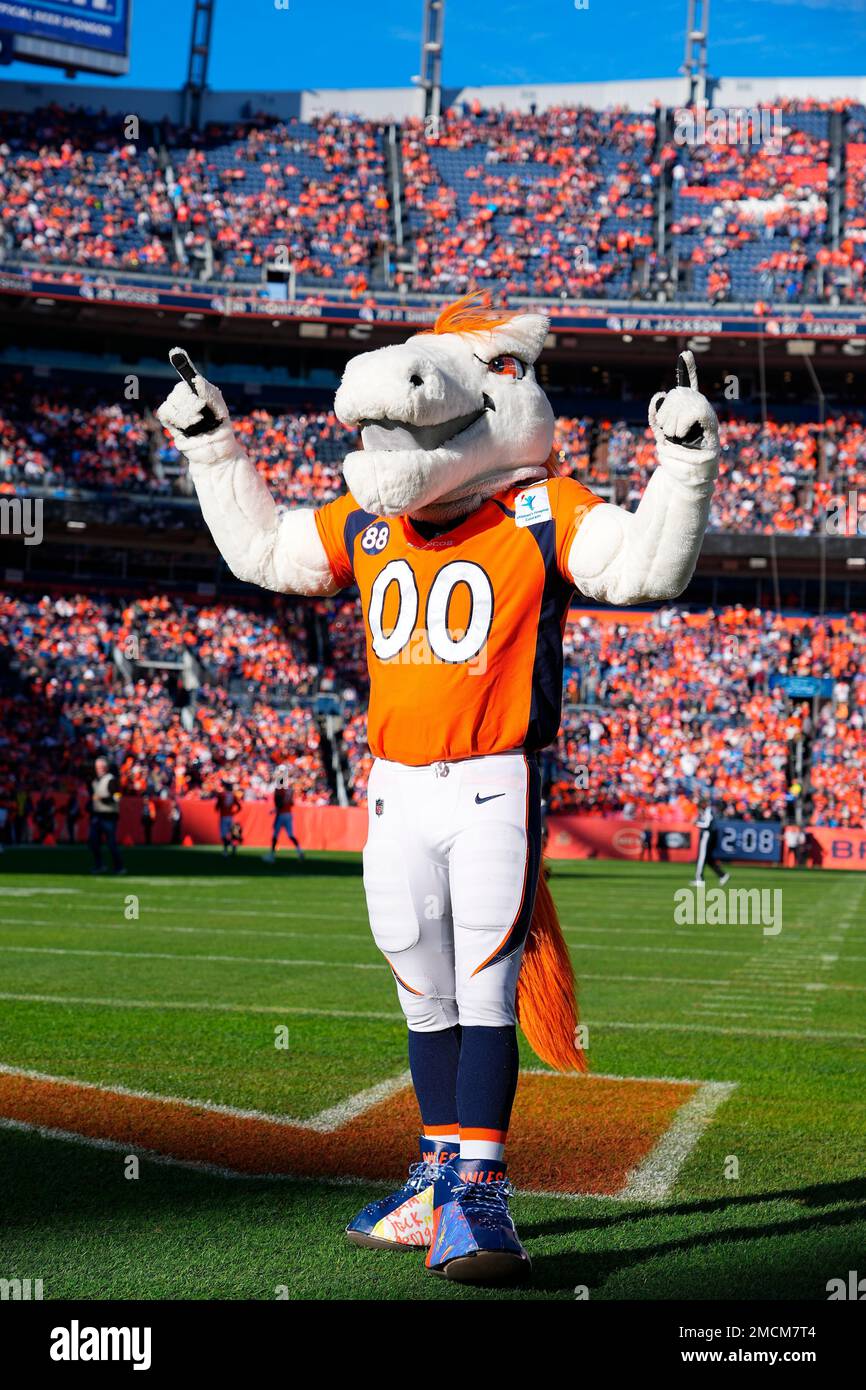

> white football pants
[362,752,542,1031]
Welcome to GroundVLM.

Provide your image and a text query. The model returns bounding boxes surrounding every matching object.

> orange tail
[516,874,587,1073]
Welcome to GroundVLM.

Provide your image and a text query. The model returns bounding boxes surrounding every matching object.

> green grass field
[0,847,864,1301]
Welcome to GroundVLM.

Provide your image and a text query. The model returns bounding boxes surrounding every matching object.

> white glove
[156,373,240,468]
[156,363,337,597]
[567,349,718,605]
[648,350,719,480]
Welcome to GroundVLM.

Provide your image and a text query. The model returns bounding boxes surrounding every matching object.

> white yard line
[592,1018,866,1043]
[0,888,84,897]
[0,1063,737,1200]
[0,917,371,944]
[0,1116,303,1183]
[0,1061,411,1134]
[0,906,366,928]
[1,987,862,1041]
[0,944,384,971]
[618,1082,738,1203]
[0,926,841,994]
[690,1007,812,1021]
[0,1115,387,1188]
[3,989,861,1045]
[579,971,733,987]
[0,990,401,1020]
[567,941,835,960]
[4,896,844,942]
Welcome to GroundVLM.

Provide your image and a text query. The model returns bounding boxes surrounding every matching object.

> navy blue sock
[456,1024,520,1158]
[407,1025,461,1133]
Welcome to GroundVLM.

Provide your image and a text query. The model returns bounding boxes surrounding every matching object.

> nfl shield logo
[375,798,384,817]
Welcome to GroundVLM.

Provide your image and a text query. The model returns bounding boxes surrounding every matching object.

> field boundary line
[591,1018,866,1043]
[2,990,864,1042]
[0,1064,736,1201]
[0,990,401,1020]
[0,944,385,971]
[618,1081,738,1202]
[0,1062,411,1133]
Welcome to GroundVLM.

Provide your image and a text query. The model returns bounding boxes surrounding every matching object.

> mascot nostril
[159,292,719,1285]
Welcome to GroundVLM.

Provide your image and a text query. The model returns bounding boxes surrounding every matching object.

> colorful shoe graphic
[345,1136,458,1250]
[426,1158,531,1283]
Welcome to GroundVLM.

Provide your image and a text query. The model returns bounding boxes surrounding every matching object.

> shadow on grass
[523,1176,866,1296]
[4,1130,865,1300]
[0,847,363,880]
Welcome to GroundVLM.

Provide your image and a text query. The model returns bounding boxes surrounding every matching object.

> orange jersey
[315,477,603,765]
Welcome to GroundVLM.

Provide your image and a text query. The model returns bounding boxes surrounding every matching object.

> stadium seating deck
[3,374,864,537]
[4,592,859,830]
[3,100,865,304]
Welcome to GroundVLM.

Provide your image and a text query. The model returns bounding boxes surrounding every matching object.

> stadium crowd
[0,377,349,505]
[4,376,864,539]
[1,105,177,274]
[402,105,658,299]
[0,593,331,834]
[598,414,866,535]
[166,114,390,290]
[668,118,831,303]
[552,606,862,821]
[326,603,864,830]
[1,592,862,835]
[3,101,866,303]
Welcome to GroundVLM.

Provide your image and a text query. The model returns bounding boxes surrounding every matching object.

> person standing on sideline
[170,797,183,845]
[217,781,241,857]
[262,784,304,863]
[88,757,125,875]
[65,789,81,845]
[34,791,55,843]
[141,792,157,846]
[692,804,729,887]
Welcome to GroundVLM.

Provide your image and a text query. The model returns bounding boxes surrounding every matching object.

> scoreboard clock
[715,819,782,863]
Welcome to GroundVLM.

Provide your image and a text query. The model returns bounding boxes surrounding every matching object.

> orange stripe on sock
[423,1124,459,1137]
[459,1127,507,1143]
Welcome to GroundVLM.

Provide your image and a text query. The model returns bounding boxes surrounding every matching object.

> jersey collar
[400,487,524,550]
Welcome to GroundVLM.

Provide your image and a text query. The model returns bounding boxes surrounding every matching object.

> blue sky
[0,0,863,91]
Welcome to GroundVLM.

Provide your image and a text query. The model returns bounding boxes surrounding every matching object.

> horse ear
[482,313,550,364]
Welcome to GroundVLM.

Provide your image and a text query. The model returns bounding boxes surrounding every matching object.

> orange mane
[422,289,519,339]
[422,290,559,478]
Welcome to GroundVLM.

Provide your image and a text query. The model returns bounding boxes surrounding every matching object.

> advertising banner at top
[0,0,132,75]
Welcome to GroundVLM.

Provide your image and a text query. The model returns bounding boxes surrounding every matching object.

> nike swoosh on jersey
[474,793,506,805]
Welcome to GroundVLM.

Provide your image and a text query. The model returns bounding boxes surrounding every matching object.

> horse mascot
[158,292,719,1283]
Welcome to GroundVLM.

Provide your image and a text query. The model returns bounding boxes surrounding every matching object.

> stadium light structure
[183,0,216,130]
[414,0,446,124]
[682,0,710,106]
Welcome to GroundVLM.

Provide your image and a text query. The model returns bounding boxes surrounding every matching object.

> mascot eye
[487,355,525,380]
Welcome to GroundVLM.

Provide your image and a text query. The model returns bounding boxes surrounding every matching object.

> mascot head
[334,292,556,521]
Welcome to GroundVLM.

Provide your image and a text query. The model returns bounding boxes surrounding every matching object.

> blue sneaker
[426,1158,531,1283]
[345,1137,458,1250]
